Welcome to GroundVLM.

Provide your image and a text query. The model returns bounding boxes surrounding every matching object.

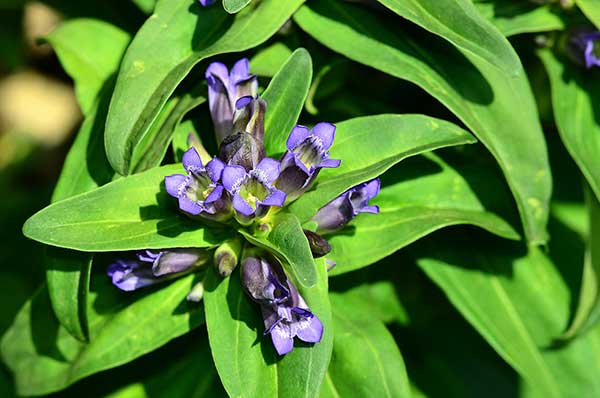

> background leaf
[223,0,252,14]
[575,0,600,29]
[23,165,232,252]
[288,114,476,222]
[1,274,204,396]
[250,42,293,78]
[262,47,313,158]
[294,0,551,244]
[105,0,304,175]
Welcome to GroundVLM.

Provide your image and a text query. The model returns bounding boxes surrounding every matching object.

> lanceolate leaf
[575,0,600,29]
[23,165,232,252]
[288,114,476,222]
[262,48,313,158]
[45,19,131,114]
[250,42,293,77]
[105,0,305,175]
[324,292,411,398]
[473,0,564,37]
[328,154,519,276]
[294,0,551,244]
[1,275,204,396]
[204,259,332,398]
[240,213,317,288]
[223,0,252,14]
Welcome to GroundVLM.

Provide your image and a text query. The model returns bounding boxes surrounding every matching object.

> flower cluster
[107,59,380,355]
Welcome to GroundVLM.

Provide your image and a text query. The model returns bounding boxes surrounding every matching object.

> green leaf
[105,0,305,175]
[294,0,551,245]
[262,48,313,158]
[131,0,156,14]
[576,0,600,29]
[240,213,317,288]
[1,275,204,396]
[328,154,519,276]
[376,0,520,75]
[414,237,600,397]
[288,114,476,222]
[223,0,252,14]
[250,42,293,77]
[473,0,564,37]
[204,259,332,398]
[129,85,206,174]
[324,291,411,398]
[23,164,232,252]
[45,19,131,114]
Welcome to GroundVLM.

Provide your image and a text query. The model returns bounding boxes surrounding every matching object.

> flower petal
[206,157,225,182]
[286,125,309,150]
[182,147,203,171]
[164,174,186,198]
[205,185,224,204]
[230,58,250,85]
[232,193,255,216]
[222,165,247,192]
[359,205,380,214]
[178,195,202,215]
[260,189,286,207]
[311,122,336,149]
[364,178,381,199]
[319,158,341,169]
[205,62,229,88]
[294,312,323,343]
[270,323,294,355]
[255,157,281,184]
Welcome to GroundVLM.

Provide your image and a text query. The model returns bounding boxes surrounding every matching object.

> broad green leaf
[105,0,305,175]
[250,42,293,77]
[288,114,476,222]
[323,291,411,398]
[294,0,551,244]
[45,86,117,342]
[130,86,206,174]
[23,164,232,252]
[45,19,130,114]
[1,275,204,396]
[240,213,317,288]
[328,154,519,276]
[224,0,252,14]
[131,0,156,14]
[474,0,564,37]
[262,48,313,158]
[204,259,332,398]
[376,0,520,75]
[576,0,600,29]
[414,238,600,397]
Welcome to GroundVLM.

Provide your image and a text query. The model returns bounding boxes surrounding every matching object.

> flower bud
[186,281,205,302]
[232,96,266,144]
[214,238,242,277]
[303,230,331,258]
[219,131,265,172]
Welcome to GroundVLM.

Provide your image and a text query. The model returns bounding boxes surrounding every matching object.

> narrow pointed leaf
[223,0,252,14]
[105,0,304,175]
[575,0,600,29]
[288,114,476,222]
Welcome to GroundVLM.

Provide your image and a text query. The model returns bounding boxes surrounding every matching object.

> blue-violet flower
[312,178,380,234]
[165,147,228,218]
[570,31,600,68]
[241,255,323,355]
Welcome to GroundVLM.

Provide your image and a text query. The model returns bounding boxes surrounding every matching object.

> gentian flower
[206,59,258,144]
[276,123,341,202]
[241,254,323,355]
[222,158,286,221]
[312,178,380,234]
[108,248,209,291]
[165,147,228,219]
[569,30,600,69]
[199,0,216,6]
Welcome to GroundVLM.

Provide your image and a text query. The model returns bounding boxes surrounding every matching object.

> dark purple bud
[232,96,266,144]
[312,178,380,234]
[240,254,323,355]
[206,59,258,144]
[107,248,208,292]
[165,148,230,219]
[221,158,286,222]
[568,30,600,69]
[276,123,341,202]
[219,132,265,172]
[303,230,331,258]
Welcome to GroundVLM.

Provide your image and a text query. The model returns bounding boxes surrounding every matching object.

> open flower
[312,178,380,234]
[206,59,258,143]
[241,255,323,355]
[165,148,228,218]
[222,158,286,221]
[276,123,341,202]
[108,248,209,291]
[569,30,600,69]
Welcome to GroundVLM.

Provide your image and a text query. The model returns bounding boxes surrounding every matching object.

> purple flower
[222,158,286,221]
[569,30,600,69]
[165,148,228,218]
[312,178,380,234]
[108,248,208,291]
[199,0,216,6]
[276,123,341,202]
[241,255,323,355]
[206,59,258,144]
